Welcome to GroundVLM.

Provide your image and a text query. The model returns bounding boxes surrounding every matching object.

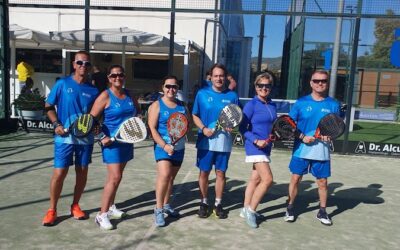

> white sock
[201,198,208,204]
[215,198,222,207]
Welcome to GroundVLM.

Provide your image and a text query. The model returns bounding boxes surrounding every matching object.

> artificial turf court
[0,132,398,249]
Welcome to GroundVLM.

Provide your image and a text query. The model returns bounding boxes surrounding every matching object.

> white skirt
[245,155,271,163]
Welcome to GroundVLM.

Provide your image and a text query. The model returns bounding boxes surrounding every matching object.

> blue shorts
[102,142,133,164]
[289,156,331,179]
[196,149,231,172]
[54,143,93,168]
[154,145,184,163]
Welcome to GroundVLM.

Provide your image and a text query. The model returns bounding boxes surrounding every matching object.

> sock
[201,198,208,205]
[215,198,222,207]
[287,204,294,210]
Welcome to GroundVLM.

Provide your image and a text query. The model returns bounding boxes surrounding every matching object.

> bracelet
[162,144,167,149]
[201,127,206,132]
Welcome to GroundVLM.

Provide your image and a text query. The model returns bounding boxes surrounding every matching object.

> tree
[371,9,400,68]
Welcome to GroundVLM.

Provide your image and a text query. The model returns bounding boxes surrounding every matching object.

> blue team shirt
[192,87,239,152]
[289,95,340,161]
[46,76,99,145]
[103,89,136,137]
[239,96,277,156]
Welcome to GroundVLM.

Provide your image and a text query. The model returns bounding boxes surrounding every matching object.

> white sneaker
[95,212,113,230]
[240,207,246,218]
[108,204,125,219]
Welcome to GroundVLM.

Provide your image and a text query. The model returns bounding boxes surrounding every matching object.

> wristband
[98,132,107,140]
[52,121,61,129]
[201,127,206,132]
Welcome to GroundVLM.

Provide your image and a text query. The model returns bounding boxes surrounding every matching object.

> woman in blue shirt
[90,65,140,230]
[239,72,277,228]
[147,76,188,227]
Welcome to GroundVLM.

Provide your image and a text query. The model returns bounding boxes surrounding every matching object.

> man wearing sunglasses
[42,51,99,226]
[284,70,340,226]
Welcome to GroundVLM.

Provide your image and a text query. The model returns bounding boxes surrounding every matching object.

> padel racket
[214,104,243,133]
[64,114,95,138]
[167,112,188,146]
[314,113,345,140]
[166,112,189,155]
[111,117,147,143]
[264,115,297,143]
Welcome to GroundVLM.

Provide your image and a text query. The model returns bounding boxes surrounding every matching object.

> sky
[241,0,399,58]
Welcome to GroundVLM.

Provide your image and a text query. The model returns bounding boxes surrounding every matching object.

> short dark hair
[107,64,125,75]
[161,75,179,86]
[208,63,227,76]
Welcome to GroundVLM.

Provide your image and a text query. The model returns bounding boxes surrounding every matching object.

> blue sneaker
[240,207,264,220]
[245,208,258,228]
[154,208,165,227]
[163,204,180,218]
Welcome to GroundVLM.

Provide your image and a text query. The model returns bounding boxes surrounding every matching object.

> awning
[49,27,186,54]
[9,24,71,49]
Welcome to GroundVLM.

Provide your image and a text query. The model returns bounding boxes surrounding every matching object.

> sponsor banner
[187,127,399,157]
[22,119,54,132]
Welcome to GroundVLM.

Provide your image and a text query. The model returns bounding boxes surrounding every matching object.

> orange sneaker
[71,203,87,220]
[42,209,57,226]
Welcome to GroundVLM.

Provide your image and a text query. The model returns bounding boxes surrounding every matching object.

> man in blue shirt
[42,51,99,226]
[284,70,340,226]
[192,64,239,219]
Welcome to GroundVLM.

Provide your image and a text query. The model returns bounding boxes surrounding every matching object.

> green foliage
[370,9,400,68]
[13,88,46,111]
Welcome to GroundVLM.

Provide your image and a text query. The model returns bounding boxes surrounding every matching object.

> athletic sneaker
[42,209,57,226]
[154,208,165,227]
[197,203,209,218]
[245,208,258,228]
[163,204,180,218]
[71,203,87,220]
[213,204,228,219]
[239,207,264,220]
[95,212,113,230]
[284,208,295,222]
[316,210,332,226]
[108,204,125,219]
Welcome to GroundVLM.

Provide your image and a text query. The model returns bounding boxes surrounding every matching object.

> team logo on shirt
[306,106,312,112]
[67,88,73,93]
[114,103,121,108]
[82,92,92,98]
[208,97,213,102]
[128,101,133,106]
[222,99,231,103]
[321,108,331,113]
[164,111,169,116]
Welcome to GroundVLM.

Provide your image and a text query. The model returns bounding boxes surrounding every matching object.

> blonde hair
[254,72,274,86]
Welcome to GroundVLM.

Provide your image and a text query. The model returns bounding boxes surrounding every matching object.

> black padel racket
[314,113,345,140]
[111,117,147,143]
[64,114,95,138]
[265,115,297,143]
[214,104,243,133]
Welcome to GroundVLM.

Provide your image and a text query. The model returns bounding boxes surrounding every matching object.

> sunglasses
[164,84,179,90]
[75,60,91,67]
[256,83,272,89]
[108,73,125,78]
[312,79,328,84]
